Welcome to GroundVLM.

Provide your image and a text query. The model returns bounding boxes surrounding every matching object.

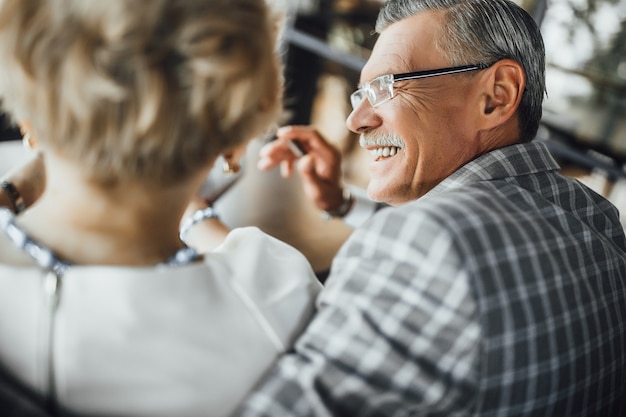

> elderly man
[241,0,626,415]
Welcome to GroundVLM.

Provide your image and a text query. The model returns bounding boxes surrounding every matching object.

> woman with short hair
[0,0,321,415]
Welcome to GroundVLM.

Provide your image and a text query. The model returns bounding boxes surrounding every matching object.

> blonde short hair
[0,0,283,187]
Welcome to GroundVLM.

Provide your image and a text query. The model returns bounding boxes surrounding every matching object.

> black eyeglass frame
[392,62,493,82]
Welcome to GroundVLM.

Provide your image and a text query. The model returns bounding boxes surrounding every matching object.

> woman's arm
[179,195,231,253]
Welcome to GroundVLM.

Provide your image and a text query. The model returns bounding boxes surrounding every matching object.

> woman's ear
[18,120,37,151]
[480,59,525,128]
[221,142,249,175]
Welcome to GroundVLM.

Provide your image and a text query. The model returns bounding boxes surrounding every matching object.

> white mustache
[359,133,404,149]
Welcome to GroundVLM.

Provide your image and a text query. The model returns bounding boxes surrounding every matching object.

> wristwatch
[322,188,353,220]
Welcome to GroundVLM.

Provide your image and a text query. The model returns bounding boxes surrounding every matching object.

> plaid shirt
[238,141,626,416]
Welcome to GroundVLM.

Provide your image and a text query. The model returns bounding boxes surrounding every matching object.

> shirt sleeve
[214,227,323,350]
[236,208,481,416]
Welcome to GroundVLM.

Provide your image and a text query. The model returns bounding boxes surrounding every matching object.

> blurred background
[1,0,625,277]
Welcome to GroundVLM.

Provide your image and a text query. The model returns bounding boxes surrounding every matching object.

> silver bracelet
[179,206,219,244]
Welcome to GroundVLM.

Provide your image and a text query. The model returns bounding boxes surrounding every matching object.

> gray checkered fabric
[238,141,626,416]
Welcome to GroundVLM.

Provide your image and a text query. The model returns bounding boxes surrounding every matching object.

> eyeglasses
[350,62,493,110]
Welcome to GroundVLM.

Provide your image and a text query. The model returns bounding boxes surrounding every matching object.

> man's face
[347,11,486,206]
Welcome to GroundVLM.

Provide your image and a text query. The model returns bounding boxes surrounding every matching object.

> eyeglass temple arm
[393,62,493,82]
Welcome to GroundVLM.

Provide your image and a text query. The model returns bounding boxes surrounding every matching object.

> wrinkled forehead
[360,10,446,84]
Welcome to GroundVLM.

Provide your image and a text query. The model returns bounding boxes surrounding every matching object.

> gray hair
[376,0,545,142]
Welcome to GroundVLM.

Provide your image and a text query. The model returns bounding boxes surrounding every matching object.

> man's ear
[480,59,525,129]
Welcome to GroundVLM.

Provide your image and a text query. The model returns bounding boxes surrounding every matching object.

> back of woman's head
[0,0,283,186]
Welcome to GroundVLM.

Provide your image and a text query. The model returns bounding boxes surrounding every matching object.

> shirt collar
[426,141,561,197]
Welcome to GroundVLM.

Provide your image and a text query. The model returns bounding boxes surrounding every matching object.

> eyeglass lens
[349,63,491,110]
[350,74,394,110]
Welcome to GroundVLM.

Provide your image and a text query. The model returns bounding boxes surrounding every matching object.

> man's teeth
[370,146,400,157]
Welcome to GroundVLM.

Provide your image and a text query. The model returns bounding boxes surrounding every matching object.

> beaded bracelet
[179,206,219,244]
[1,181,26,214]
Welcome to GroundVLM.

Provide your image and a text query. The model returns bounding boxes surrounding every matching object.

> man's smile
[369,145,401,160]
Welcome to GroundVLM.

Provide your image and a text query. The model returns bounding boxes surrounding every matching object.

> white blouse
[0,226,322,417]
